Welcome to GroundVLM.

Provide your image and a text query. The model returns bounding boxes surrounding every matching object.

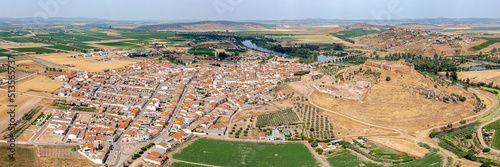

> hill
[319,23,390,33]
[135,21,265,31]
[353,28,483,55]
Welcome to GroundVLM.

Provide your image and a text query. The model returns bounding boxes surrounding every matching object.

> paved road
[112,76,189,167]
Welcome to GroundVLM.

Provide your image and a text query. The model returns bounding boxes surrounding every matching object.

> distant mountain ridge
[135,21,265,31]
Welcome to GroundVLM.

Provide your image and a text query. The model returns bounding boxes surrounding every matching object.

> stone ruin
[363,59,415,74]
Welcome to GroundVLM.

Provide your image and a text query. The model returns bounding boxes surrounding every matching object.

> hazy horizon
[1,0,499,21]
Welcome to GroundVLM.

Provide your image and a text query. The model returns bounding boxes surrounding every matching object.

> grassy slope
[482,87,500,148]
[327,152,442,167]
[478,87,500,122]
[469,38,500,51]
[330,28,383,40]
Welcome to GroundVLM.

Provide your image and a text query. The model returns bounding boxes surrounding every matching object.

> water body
[467,66,487,71]
[241,40,288,56]
[241,40,338,61]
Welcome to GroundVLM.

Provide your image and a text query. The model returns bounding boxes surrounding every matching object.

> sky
[1,0,499,21]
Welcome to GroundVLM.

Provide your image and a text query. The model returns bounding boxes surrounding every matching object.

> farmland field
[11,47,58,53]
[0,143,36,167]
[97,42,144,49]
[469,38,500,51]
[295,104,335,139]
[173,138,319,167]
[330,28,384,40]
[188,47,215,56]
[31,53,136,72]
[46,45,81,51]
[17,76,64,92]
[169,162,205,167]
[0,52,14,57]
[369,147,415,162]
[327,151,442,167]
[256,108,300,127]
[225,49,245,52]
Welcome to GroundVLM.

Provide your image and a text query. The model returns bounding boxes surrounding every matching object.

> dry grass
[310,70,477,137]
[0,42,52,49]
[0,91,31,121]
[38,157,100,167]
[30,53,136,72]
[35,128,63,144]
[17,76,63,92]
[367,137,428,158]
[0,143,36,167]
[457,69,500,86]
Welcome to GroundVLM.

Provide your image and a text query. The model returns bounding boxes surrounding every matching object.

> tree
[308,138,314,143]
[310,128,315,132]
[310,141,318,147]
[429,131,437,138]
[465,134,473,139]
[483,148,491,152]
[385,76,391,81]
[316,147,323,154]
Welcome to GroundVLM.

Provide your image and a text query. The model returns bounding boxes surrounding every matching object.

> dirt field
[30,53,136,72]
[0,41,52,49]
[16,76,63,92]
[0,91,32,122]
[17,131,35,141]
[76,113,92,123]
[457,69,500,86]
[38,145,99,167]
[367,137,428,158]
[309,69,477,137]
[38,157,100,167]
[35,127,63,144]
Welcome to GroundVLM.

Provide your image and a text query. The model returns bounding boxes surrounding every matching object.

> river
[241,40,338,61]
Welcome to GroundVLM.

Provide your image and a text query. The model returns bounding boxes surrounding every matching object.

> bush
[310,141,318,147]
[385,76,391,81]
[483,148,491,152]
[429,131,436,138]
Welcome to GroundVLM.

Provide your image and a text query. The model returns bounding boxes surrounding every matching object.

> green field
[0,69,7,73]
[169,162,205,167]
[478,87,500,122]
[46,45,81,51]
[225,49,245,52]
[173,138,319,167]
[369,147,415,162]
[469,38,500,51]
[98,42,144,49]
[121,32,176,39]
[0,52,14,57]
[483,87,500,149]
[330,28,384,40]
[327,151,442,167]
[188,47,215,56]
[11,47,58,53]
[327,152,381,167]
